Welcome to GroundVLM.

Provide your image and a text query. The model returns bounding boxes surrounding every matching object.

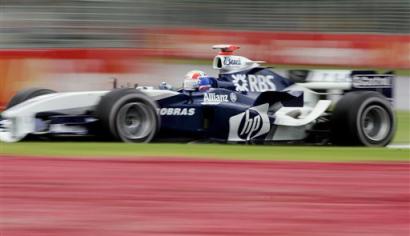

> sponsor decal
[232,74,276,92]
[204,93,228,103]
[203,92,237,104]
[307,70,351,83]
[228,103,270,141]
[352,75,392,88]
[223,57,242,66]
[229,92,238,103]
[50,124,88,135]
[85,117,98,123]
[158,108,195,116]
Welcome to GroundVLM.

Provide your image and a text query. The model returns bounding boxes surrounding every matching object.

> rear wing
[288,69,394,100]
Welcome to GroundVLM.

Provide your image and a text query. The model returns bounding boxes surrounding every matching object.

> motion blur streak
[0,156,409,236]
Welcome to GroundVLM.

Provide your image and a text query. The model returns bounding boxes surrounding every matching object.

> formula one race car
[0,45,395,146]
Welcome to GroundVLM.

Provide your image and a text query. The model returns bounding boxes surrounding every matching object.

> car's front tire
[6,88,56,109]
[95,88,160,143]
[330,91,395,146]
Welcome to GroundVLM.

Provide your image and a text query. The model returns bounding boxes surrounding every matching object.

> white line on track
[387,144,410,149]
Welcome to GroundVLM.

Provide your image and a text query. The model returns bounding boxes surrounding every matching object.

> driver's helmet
[183,70,209,91]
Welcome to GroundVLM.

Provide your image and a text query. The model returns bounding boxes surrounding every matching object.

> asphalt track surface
[1,156,409,236]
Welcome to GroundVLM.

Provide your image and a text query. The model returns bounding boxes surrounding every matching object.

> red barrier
[144,28,410,69]
[0,48,166,60]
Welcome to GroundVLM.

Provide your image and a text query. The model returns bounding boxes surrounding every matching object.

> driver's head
[183,70,207,91]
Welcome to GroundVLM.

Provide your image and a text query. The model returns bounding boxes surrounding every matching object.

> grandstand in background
[0,0,409,48]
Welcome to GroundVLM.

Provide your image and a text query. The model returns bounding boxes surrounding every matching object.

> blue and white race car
[0,45,396,146]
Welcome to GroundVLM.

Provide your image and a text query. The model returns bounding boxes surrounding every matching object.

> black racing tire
[95,88,160,143]
[6,88,56,109]
[330,91,395,146]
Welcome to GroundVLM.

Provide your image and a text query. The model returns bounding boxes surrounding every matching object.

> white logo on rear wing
[352,75,393,88]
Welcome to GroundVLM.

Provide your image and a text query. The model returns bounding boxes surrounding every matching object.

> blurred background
[0,2,409,235]
[0,0,409,109]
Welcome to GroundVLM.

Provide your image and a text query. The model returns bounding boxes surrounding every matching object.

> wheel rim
[361,105,390,142]
[116,102,154,141]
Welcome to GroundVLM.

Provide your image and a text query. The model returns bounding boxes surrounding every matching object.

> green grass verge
[0,142,408,162]
[394,111,410,144]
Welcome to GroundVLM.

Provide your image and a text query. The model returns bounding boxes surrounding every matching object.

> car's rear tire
[95,88,160,143]
[6,88,56,109]
[330,91,395,146]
